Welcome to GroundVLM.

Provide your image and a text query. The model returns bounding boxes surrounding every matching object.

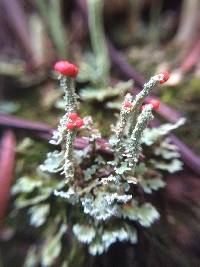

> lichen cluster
[12,64,185,266]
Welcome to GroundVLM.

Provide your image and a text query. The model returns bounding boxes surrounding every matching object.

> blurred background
[0,0,200,266]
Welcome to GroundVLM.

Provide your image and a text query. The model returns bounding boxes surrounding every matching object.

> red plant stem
[0,113,53,133]
[180,37,200,73]
[0,130,16,225]
[74,137,90,149]
[107,40,146,87]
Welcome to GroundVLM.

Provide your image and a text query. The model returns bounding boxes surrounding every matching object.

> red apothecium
[75,119,84,128]
[66,113,84,130]
[147,99,160,110]
[159,71,170,84]
[68,113,79,121]
[124,101,133,108]
[66,122,75,130]
[54,61,79,78]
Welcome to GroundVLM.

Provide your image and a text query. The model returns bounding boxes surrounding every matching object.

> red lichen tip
[159,71,170,84]
[68,113,79,121]
[66,122,75,130]
[66,113,84,130]
[147,99,160,110]
[75,119,84,128]
[54,60,79,77]
[124,101,133,108]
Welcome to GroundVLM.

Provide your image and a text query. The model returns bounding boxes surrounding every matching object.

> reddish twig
[107,40,146,87]
[0,113,53,133]
[0,130,16,225]
[180,37,200,73]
